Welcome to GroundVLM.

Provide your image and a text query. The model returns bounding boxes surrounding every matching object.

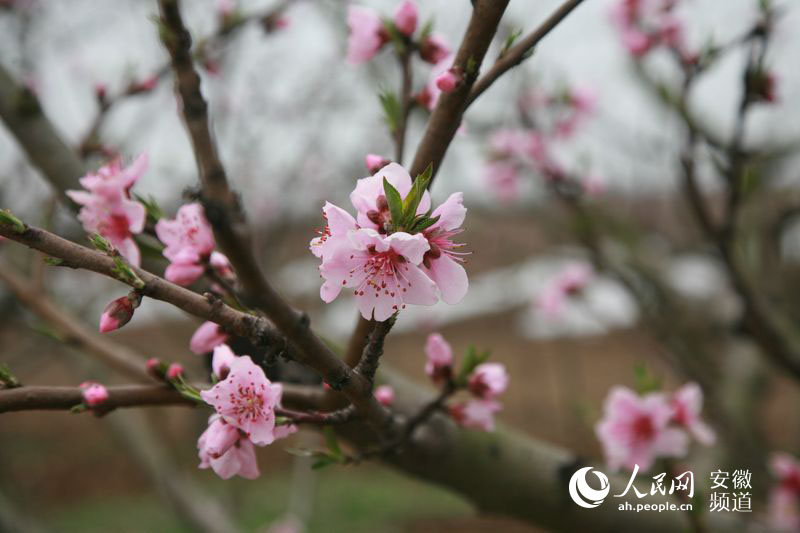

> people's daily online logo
[567,465,754,514]
[569,467,610,508]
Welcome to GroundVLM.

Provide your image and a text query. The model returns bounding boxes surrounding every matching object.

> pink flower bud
[420,34,451,64]
[374,385,395,407]
[190,321,229,355]
[467,363,509,400]
[134,75,158,93]
[80,382,109,406]
[393,0,418,37]
[94,82,107,103]
[365,154,390,174]
[167,363,184,380]
[99,293,140,333]
[146,357,164,379]
[425,333,453,384]
[435,68,462,93]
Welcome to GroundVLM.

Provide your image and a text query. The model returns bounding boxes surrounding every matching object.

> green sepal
[0,209,26,233]
[383,177,405,232]
[455,345,490,386]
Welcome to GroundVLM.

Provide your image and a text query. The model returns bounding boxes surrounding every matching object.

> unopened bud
[365,154,390,174]
[435,68,463,93]
[99,292,141,333]
[166,363,184,380]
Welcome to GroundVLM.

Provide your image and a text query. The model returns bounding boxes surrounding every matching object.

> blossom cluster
[610,0,696,62]
[198,352,296,480]
[595,383,715,472]
[346,0,458,111]
[310,163,468,321]
[536,262,594,319]
[424,332,509,431]
[483,85,601,203]
[66,154,148,267]
[68,153,237,334]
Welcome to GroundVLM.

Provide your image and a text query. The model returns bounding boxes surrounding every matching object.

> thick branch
[0,224,291,355]
[409,0,510,178]
[157,0,391,433]
[467,0,586,107]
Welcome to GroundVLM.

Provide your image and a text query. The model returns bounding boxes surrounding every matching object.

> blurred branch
[157,0,392,432]
[337,369,744,533]
[467,0,586,107]
[0,63,85,207]
[0,223,293,357]
[0,261,151,381]
[0,383,342,423]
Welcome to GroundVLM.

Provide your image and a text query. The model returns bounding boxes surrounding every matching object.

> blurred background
[1,0,799,531]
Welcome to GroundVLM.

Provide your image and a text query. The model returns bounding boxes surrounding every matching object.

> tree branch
[157,0,392,433]
[0,223,292,357]
[467,0,586,107]
[0,383,332,419]
[409,0,510,178]
[0,63,85,207]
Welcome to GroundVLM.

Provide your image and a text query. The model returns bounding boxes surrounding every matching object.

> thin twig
[467,0,586,107]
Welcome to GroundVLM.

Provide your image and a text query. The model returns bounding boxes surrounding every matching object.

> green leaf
[419,19,434,40]
[383,177,404,231]
[501,28,523,56]
[311,454,339,470]
[401,164,433,226]
[111,257,145,289]
[323,426,343,460]
[378,91,402,133]
[0,209,26,233]
[633,362,661,394]
[0,363,21,388]
[133,193,164,221]
[44,256,64,266]
[88,233,113,254]
[409,214,440,234]
[456,345,490,386]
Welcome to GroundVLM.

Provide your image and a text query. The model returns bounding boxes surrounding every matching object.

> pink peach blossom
[309,202,358,262]
[66,154,147,266]
[319,228,437,321]
[80,382,109,406]
[420,192,469,304]
[671,382,715,446]
[190,321,230,355]
[212,344,236,380]
[468,363,509,400]
[198,415,259,480]
[200,355,284,445]
[365,154,390,174]
[769,452,800,531]
[155,203,221,286]
[393,0,417,36]
[425,332,453,384]
[484,161,521,203]
[349,163,431,232]
[374,384,395,406]
[537,262,593,317]
[595,386,688,472]
[450,399,501,431]
[346,5,387,65]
